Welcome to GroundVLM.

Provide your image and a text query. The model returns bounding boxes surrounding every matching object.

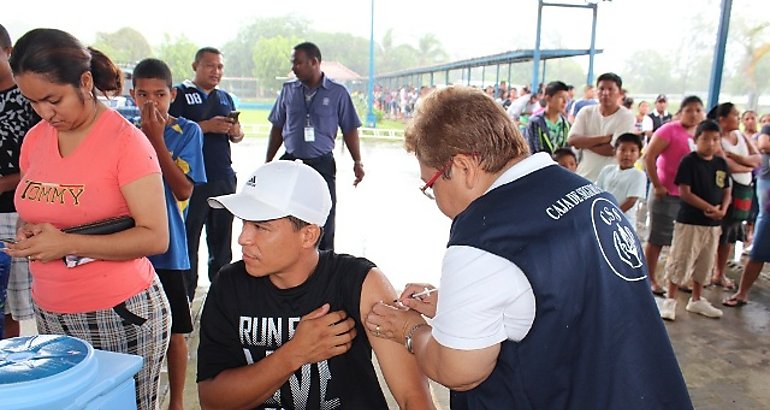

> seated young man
[197,160,435,410]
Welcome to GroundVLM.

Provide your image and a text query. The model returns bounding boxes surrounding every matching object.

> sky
[3,0,761,76]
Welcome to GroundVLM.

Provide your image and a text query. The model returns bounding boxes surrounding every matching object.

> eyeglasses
[420,162,451,200]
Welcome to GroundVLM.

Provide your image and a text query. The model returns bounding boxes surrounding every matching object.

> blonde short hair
[405,86,529,172]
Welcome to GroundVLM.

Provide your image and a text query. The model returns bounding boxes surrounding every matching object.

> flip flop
[710,276,737,291]
[722,296,748,307]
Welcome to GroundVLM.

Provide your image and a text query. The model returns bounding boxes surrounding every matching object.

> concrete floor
[658,268,770,410]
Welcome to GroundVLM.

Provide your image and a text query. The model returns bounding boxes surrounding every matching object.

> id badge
[304,126,315,142]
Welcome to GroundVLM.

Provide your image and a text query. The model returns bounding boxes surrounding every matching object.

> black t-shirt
[675,152,730,226]
[168,82,235,181]
[197,251,389,410]
[0,85,40,212]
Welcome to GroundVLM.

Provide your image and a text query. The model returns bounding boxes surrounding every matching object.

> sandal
[722,296,748,307]
[710,276,737,291]
[651,286,666,297]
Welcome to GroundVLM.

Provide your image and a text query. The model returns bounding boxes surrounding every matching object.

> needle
[410,287,438,299]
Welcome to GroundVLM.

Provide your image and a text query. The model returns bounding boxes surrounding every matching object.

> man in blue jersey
[169,47,243,300]
[266,42,364,251]
[366,86,693,409]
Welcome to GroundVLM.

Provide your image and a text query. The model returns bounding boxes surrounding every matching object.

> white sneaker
[659,298,677,321]
[686,298,723,318]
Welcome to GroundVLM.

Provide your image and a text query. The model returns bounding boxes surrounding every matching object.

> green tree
[252,36,301,95]
[622,49,680,94]
[376,29,420,75]
[222,16,309,78]
[671,12,715,95]
[724,17,770,109]
[91,27,152,65]
[417,33,448,67]
[309,31,370,76]
[375,29,449,75]
[156,34,199,84]
[543,58,586,90]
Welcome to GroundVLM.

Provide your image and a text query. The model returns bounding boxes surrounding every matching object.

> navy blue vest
[447,164,692,410]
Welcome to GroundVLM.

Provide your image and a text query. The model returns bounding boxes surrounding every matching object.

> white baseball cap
[208,160,332,226]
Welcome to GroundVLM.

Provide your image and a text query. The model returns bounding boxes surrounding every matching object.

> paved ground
[20,138,769,409]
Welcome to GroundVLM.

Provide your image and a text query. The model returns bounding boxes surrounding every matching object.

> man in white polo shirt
[567,73,636,182]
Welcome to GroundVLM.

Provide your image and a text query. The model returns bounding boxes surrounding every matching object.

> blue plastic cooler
[0,335,143,409]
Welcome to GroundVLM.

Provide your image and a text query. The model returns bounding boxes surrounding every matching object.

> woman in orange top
[5,28,170,410]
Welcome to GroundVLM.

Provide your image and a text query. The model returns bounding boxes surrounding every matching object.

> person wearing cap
[196,160,434,410]
[649,94,672,132]
[364,86,691,409]
[266,42,365,252]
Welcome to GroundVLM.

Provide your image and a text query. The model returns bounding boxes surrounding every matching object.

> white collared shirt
[431,154,555,350]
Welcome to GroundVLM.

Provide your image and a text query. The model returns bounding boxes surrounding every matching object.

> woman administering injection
[364,86,691,409]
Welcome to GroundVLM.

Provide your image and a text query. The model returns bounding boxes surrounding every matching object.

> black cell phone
[227,111,240,121]
[0,237,17,244]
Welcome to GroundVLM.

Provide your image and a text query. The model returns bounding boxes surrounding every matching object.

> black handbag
[61,216,135,268]
[62,216,135,235]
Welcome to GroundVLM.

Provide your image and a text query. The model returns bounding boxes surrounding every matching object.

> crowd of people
[456,73,770,322]
[2,22,770,410]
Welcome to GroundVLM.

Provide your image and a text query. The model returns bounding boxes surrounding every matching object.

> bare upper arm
[425,337,500,391]
[644,134,670,163]
[120,173,167,234]
[360,268,434,409]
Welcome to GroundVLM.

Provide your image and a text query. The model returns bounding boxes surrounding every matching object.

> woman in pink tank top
[642,96,704,295]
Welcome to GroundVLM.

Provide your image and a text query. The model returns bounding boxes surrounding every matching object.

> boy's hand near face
[141,101,166,146]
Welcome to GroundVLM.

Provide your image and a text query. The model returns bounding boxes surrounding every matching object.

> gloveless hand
[284,304,357,367]
[3,223,69,263]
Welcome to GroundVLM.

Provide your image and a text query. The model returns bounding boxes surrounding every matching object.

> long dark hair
[706,102,735,121]
[9,28,122,99]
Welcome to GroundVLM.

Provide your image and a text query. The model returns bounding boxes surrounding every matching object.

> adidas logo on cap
[246,176,257,187]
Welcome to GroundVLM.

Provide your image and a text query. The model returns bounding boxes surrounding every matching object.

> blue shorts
[750,178,770,262]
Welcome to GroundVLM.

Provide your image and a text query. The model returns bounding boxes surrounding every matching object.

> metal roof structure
[375,48,603,81]
[362,0,733,126]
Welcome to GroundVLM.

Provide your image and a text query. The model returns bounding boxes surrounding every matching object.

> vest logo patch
[591,197,646,282]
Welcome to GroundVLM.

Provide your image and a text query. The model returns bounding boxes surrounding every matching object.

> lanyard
[304,87,318,126]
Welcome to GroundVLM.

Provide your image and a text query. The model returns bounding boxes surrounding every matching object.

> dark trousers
[280,152,336,251]
[184,176,236,300]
